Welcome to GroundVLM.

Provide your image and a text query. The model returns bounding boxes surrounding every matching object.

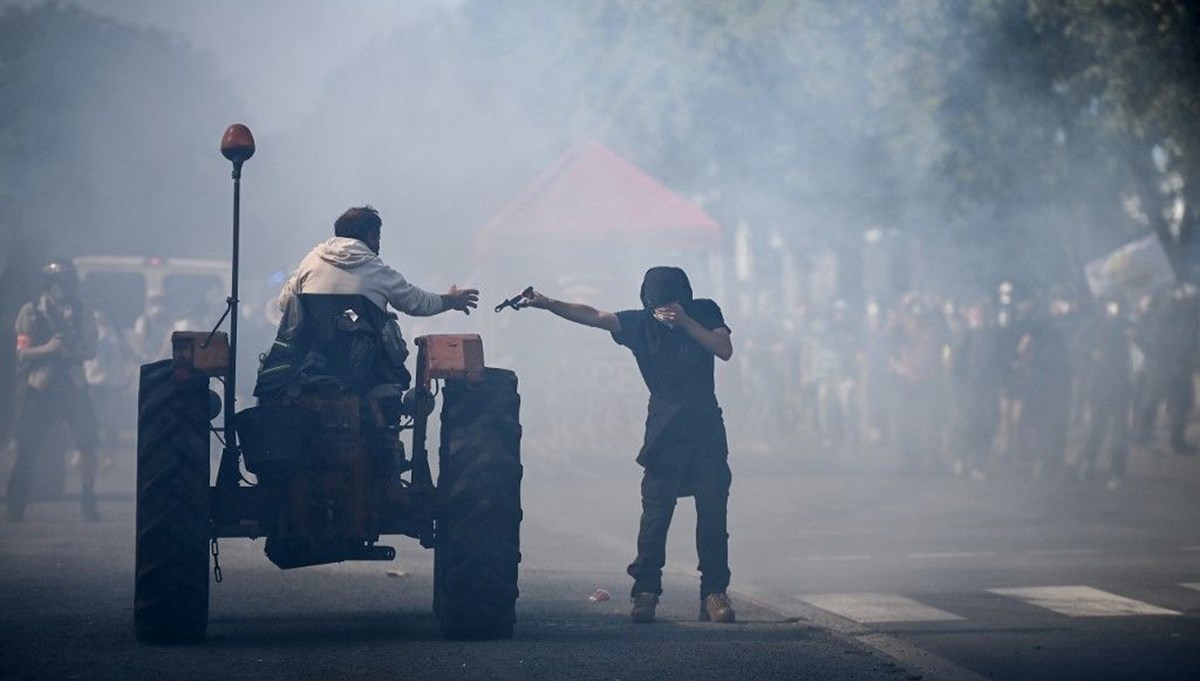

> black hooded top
[612,267,729,405]
[612,267,731,474]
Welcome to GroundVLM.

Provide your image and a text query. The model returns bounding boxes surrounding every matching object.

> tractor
[133,125,522,643]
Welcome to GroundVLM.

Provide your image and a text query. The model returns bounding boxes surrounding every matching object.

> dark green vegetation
[1,0,1195,288]
[447,0,1200,288]
[2,0,1197,424]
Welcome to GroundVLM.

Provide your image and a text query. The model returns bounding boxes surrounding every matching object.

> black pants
[6,382,99,516]
[1082,389,1130,477]
[1135,365,1193,448]
[1018,380,1072,472]
[891,378,942,470]
[956,391,999,469]
[627,455,732,599]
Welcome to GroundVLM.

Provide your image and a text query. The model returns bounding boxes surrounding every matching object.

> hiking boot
[700,592,736,623]
[630,593,659,623]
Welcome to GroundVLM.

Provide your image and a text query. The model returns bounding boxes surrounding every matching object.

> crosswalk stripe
[907,551,998,559]
[799,593,964,624]
[1181,583,1200,593]
[988,585,1180,617]
[1027,548,1100,556]
[788,554,873,563]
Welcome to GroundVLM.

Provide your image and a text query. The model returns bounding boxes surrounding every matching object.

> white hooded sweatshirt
[276,237,444,316]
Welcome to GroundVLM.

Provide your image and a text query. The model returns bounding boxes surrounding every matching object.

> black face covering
[640,267,693,310]
[638,267,697,361]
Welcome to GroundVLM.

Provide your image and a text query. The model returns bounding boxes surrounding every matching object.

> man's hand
[653,303,693,329]
[43,334,65,354]
[442,285,480,315]
[520,288,553,310]
[517,288,621,333]
[657,304,733,361]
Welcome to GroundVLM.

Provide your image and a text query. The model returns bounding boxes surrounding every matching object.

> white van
[73,256,230,332]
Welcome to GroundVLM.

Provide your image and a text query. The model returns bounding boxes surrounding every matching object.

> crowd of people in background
[730,281,1200,489]
[9,259,1200,498]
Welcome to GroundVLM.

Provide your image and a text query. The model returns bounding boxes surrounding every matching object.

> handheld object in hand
[494,286,534,313]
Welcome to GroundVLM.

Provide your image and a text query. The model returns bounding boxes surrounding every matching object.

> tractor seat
[253,293,411,400]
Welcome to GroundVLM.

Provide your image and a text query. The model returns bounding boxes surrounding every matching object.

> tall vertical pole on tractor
[216,124,255,488]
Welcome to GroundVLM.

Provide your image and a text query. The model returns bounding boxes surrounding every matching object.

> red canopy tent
[474,139,720,258]
[471,141,725,463]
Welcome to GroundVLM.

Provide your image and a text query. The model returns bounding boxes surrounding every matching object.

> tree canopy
[294,0,1198,293]
[0,2,238,263]
[451,0,1200,290]
[4,0,1196,296]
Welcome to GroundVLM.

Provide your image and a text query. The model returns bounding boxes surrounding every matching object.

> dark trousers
[956,392,999,468]
[891,378,942,470]
[627,457,731,599]
[1018,380,1072,472]
[1135,365,1193,448]
[1082,390,1130,477]
[6,382,99,516]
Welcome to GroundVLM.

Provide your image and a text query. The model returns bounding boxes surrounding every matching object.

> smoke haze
[0,0,1195,496]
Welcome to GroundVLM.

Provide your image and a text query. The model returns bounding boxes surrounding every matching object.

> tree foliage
[1029,0,1200,267]
[0,2,238,262]
[0,3,239,434]
[528,0,1200,287]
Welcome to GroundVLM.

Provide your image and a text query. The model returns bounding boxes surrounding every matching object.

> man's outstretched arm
[379,263,477,316]
[522,289,621,333]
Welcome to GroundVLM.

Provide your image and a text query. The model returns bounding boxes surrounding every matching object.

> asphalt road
[529,451,1200,681]
[2,445,1199,681]
[0,465,899,681]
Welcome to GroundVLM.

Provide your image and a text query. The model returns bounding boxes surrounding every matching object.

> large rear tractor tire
[434,368,522,640]
[134,360,212,644]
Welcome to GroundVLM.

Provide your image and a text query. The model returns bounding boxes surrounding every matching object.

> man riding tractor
[134,131,522,645]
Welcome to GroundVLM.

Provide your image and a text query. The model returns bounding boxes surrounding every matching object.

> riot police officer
[6,260,101,521]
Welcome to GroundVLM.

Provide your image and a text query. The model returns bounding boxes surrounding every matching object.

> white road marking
[1027,548,1101,556]
[800,592,965,624]
[788,554,874,562]
[988,585,1180,617]
[1183,546,1200,552]
[907,551,998,559]
[734,586,996,681]
[1180,583,1200,593]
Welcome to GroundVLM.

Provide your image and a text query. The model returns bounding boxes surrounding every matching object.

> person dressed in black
[1076,299,1133,488]
[1011,298,1075,479]
[1132,285,1199,454]
[6,261,101,521]
[885,295,947,473]
[950,300,1005,481]
[519,267,736,624]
